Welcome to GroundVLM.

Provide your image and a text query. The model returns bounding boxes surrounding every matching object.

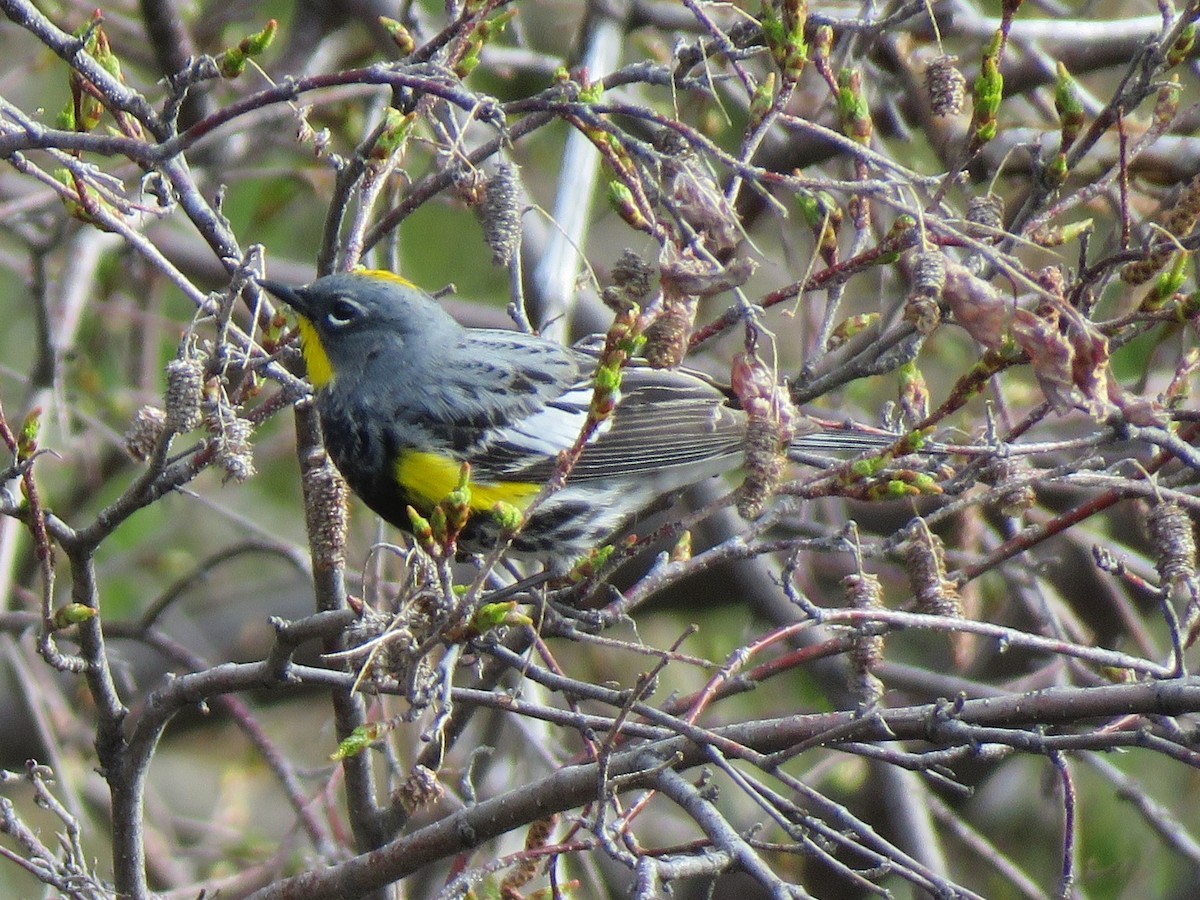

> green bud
[813,24,834,61]
[17,407,41,461]
[1168,23,1196,67]
[837,69,872,144]
[982,30,1004,61]
[52,603,97,629]
[897,360,931,422]
[1044,151,1068,188]
[911,472,940,492]
[1143,251,1190,310]
[748,72,776,131]
[55,102,76,131]
[607,181,650,232]
[331,723,386,760]
[1030,217,1093,248]
[379,16,416,55]
[217,19,274,78]
[827,313,878,349]
[886,215,916,238]
[877,215,917,262]
[578,79,604,104]
[670,531,693,562]
[491,501,524,532]
[443,495,471,535]
[456,9,515,79]
[479,8,517,40]
[455,42,482,78]
[795,191,823,228]
[92,27,123,82]
[407,506,433,543]
[220,21,275,79]
[428,505,448,543]
[1100,666,1136,684]
[761,0,808,81]
[594,364,623,393]
[973,121,998,144]
[219,47,247,79]
[440,465,473,535]
[969,31,1005,150]
[1153,76,1182,130]
[796,192,824,227]
[241,19,278,56]
[617,332,646,356]
[761,6,786,54]
[1054,63,1085,149]
[369,108,416,162]
[850,458,878,478]
[568,543,616,581]
[471,601,533,633]
[884,479,921,498]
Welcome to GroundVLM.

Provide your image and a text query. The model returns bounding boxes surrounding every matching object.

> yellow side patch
[295,316,335,389]
[396,449,541,512]
[354,268,416,288]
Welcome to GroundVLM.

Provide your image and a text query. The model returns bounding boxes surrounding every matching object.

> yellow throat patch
[295,316,335,389]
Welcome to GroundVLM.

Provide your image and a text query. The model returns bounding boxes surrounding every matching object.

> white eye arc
[327,296,365,327]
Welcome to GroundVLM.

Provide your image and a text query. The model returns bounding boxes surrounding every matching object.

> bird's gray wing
[472,359,747,485]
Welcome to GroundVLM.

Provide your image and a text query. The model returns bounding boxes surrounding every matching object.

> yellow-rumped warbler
[261,271,888,562]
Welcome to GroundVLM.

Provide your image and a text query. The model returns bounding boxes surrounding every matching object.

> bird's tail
[788,421,954,465]
[791,428,903,454]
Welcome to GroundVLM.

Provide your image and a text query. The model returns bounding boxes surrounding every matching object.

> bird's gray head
[260,271,458,389]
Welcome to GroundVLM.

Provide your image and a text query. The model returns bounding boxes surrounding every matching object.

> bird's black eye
[327,296,364,327]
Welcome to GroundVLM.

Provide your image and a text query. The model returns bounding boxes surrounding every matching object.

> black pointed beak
[259,279,312,317]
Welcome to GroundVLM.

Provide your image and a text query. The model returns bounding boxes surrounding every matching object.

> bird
[260,270,893,564]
